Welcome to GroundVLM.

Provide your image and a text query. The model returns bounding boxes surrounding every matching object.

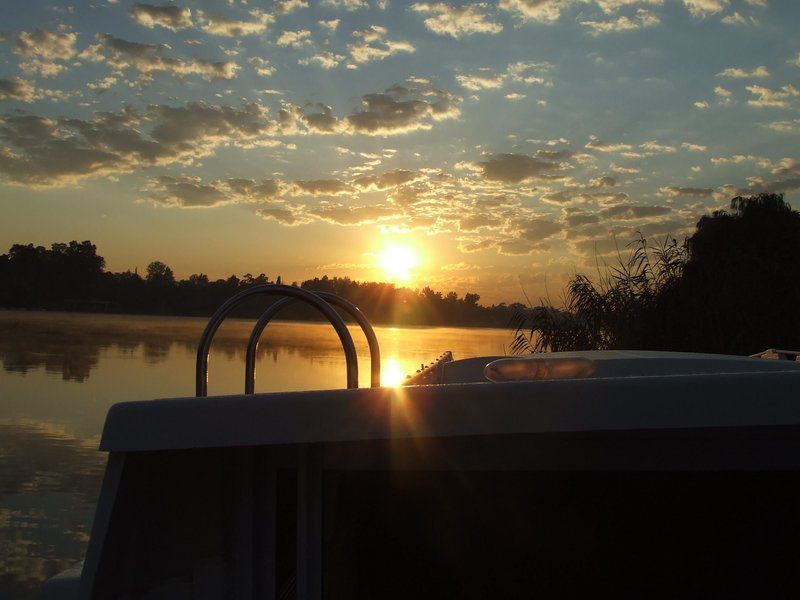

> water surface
[0,310,512,598]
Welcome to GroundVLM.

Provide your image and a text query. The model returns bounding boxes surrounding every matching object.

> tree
[146,261,175,285]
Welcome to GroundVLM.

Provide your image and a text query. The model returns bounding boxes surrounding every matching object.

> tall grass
[510,235,686,354]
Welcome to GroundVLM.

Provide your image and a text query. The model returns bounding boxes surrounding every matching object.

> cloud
[319,19,340,31]
[766,120,800,133]
[299,52,345,69]
[746,84,799,108]
[456,72,505,90]
[457,61,552,91]
[91,34,239,82]
[321,0,368,9]
[310,203,399,225]
[659,186,714,198]
[0,101,282,187]
[599,204,672,219]
[292,179,351,196]
[257,205,313,225]
[506,92,526,101]
[585,135,633,153]
[716,65,769,78]
[541,188,629,204]
[147,175,281,207]
[14,28,77,77]
[0,78,36,102]
[498,0,574,23]
[198,9,274,37]
[411,3,503,38]
[353,169,421,190]
[479,153,566,184]
[681,142,707,151]
[276,29,312,48]
[346,85,460,135]
[276,0,309,13]
[249,57,275,76]
[683,0,728,18]
[581,9,660,34]
[721,12,757,25]
[349,26,415,64]
[131,4,193,31]
[640,140,676,154]
[694,100,709,109]
[590,175,617,186]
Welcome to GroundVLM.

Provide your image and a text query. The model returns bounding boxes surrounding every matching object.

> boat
[44,285,800,599]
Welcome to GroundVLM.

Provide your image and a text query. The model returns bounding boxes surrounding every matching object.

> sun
[376,244,419,284]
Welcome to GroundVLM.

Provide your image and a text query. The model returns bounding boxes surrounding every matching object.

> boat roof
[100,351,800,453]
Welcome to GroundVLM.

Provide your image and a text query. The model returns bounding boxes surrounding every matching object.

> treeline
[0,243,522,327]
[513,193,800,356]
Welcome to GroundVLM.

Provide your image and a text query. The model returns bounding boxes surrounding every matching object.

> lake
[0,310,513,598]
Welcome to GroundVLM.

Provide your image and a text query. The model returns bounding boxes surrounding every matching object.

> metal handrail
[195,285,358,396]
[244,291,380,393]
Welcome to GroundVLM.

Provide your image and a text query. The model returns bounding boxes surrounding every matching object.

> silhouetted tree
[513,192,800,356]
[146,261,175,285]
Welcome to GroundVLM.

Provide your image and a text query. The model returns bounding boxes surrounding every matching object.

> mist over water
[0,311,510,598]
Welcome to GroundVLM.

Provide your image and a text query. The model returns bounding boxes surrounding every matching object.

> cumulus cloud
[456,61,551,91]
[310,203,399,225]
[721,12,757,26]
[147,175,281,207]
[353,169,421,190]
[581,8,660,34]
[249,56,275,77]
[746,84,799,108]
[681,142,707,151]
[319,19,340,31]
[321,0,368,9]
[198,9,274,37]
[479,153,566,184]
[716,65,769,78]
[0,78,36,102]
[639,140,676,153]
[345,85,461,135]
[90,34,239,82]
[292,178,351,196]
[299,52,345,69]
[766,120,800,133]
[683,0,728,18]
[0,101,282,187]
[498,0,573,23]
[348,26,415,64]
[276,0,309,13]
[14,28,77,77]
[276,29,312,48]
[456,72,505,90]
[411,3,503,38]
[257,205,313,226]
[541,188,629,204]
[599,204,671,219]
[131,4,193,31]
[659,186,714,198]
[585,135,633,153]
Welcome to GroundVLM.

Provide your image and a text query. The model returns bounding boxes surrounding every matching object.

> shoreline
[0,307,511,331]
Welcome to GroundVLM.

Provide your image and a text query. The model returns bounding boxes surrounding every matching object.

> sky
[1,0,799,303]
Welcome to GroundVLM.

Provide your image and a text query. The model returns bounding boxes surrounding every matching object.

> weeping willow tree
[511,235,687,354]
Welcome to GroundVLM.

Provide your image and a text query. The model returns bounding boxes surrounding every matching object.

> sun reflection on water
[381,357,407,387]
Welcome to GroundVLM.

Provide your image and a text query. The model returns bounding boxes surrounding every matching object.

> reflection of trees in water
[0,420,105,597]
[0,312,372,382]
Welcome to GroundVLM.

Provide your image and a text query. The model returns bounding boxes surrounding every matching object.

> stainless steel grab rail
[196,285,358,396]
[244,291,380,393]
